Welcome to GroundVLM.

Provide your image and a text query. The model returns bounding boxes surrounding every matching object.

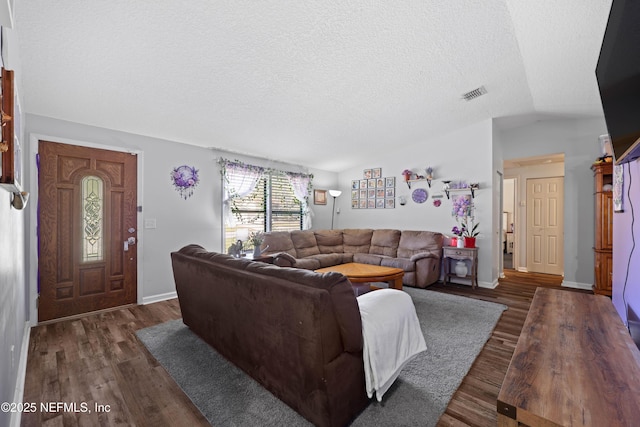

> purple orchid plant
[451,195,479,237]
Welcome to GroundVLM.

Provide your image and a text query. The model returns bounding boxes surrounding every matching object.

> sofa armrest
[413,256,441,287]
[409,251,440,262]
[273,251,297,267]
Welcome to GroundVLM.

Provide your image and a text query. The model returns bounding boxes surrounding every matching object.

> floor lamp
[329,190,342,229]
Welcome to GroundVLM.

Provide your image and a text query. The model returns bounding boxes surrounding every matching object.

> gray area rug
[136,288,507,426]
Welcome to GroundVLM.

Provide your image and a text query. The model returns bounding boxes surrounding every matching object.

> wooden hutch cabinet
[592,162,613,296]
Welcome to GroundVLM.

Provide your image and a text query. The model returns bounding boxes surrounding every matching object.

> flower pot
[253,246,262,258]
[451,237,457,247]
[454,261,468,277]
[464,237,476,248]
[457,237,464,248]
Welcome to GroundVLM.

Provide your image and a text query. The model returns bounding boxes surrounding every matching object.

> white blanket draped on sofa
[357,289,427,401]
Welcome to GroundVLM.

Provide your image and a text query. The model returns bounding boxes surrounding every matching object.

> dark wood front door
[38,140,138,322]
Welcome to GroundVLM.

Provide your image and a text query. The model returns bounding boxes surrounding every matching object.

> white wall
[492,121,504,282]
[24,114,337,313]
[336,119,498,286]
[0,182,27,427]
[500,117,607,286]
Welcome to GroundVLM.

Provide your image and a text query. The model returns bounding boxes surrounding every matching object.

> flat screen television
[596,0,640,164]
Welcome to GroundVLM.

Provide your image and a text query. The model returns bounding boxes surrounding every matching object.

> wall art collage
[351,167,396,209]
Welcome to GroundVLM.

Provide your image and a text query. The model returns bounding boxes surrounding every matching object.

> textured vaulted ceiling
[14,0,612,172]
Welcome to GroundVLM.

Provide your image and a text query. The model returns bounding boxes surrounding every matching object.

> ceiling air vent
[461,86,487,101]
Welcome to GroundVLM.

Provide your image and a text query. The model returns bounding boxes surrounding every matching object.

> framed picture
[364,169,372,179]
[368,189,376,199]
[368,178,376,188]
[314,189,327,205]
[385,198,395,209]
[351,190,359,199]
[385,177,395,187]
[385,188,395,198]
[359,199,367,209]
[351,180,359,190]
[376,178,385,187]
[376,189,385,198]
[359,189,368,199]
[0,68,21,192]
[351,199,359,209]
[372,168,382,178]
[452,194,473,217]
[360,180,368,189]
[376,199,385,209]
[367,199,376,209]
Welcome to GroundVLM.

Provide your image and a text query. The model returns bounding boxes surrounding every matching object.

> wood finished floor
[21,270,591,427]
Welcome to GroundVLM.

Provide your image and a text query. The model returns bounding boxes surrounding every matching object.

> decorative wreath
[171,165,199,199]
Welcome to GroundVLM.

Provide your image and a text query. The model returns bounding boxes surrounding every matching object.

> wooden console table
[497,288,640,426]
[442,247,478,289]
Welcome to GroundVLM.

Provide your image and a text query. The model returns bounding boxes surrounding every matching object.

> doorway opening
[503,178,515,270]
[503,153,565,276]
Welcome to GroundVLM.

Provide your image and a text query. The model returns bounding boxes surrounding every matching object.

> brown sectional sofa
[261,229,444,288]
[171,244,370,427]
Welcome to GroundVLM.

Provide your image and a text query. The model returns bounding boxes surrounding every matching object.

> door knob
[128,228,136,233]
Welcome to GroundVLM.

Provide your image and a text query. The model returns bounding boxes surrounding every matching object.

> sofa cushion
[243,261,363,352]
[291,230,321,258]
[380,257,415,272]
[293,257,322,270]
[397,230,444,259]
[369,229,401,257]
[307,253,348,268]
[353,253,385,265]
[315,230,344,254]
[262,231,297,257]
[343,229,373,253]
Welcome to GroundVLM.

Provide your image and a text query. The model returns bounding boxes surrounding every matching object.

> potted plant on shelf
[451,225,464,247]
[460,217,479,248]
[249,231,266,257]
[451,195,479,248]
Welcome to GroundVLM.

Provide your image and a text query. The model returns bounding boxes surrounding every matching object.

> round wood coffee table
[315,262,404,290]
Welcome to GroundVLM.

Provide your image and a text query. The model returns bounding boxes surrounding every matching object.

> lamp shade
[328,189,342,198]
[236,228,249,241]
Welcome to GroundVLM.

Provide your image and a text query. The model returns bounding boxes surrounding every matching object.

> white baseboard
[517,267,528,273]
[444,278,497,289]
[561,280,593,291]
[142,291,178,305]
[481,279,499,289]
[10,322,31,427]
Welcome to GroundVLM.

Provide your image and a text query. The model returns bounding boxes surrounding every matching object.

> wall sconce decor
[171,165,199,199]
[425,167,434,187]
[403,166,435,188]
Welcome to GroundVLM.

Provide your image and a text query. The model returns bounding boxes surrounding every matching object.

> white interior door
[526,177,564,275]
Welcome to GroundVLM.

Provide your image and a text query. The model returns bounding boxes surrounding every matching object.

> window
[222,160,312,252]
[81,175,104,262]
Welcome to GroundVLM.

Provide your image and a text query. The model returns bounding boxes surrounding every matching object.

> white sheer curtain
[286,172,313,229]
[221,161,265,226]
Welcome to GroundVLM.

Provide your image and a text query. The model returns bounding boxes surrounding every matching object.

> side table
[245,253,274,264]
[443,247,478,289]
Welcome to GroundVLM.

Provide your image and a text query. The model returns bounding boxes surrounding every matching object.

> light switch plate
[144,218,157,229]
